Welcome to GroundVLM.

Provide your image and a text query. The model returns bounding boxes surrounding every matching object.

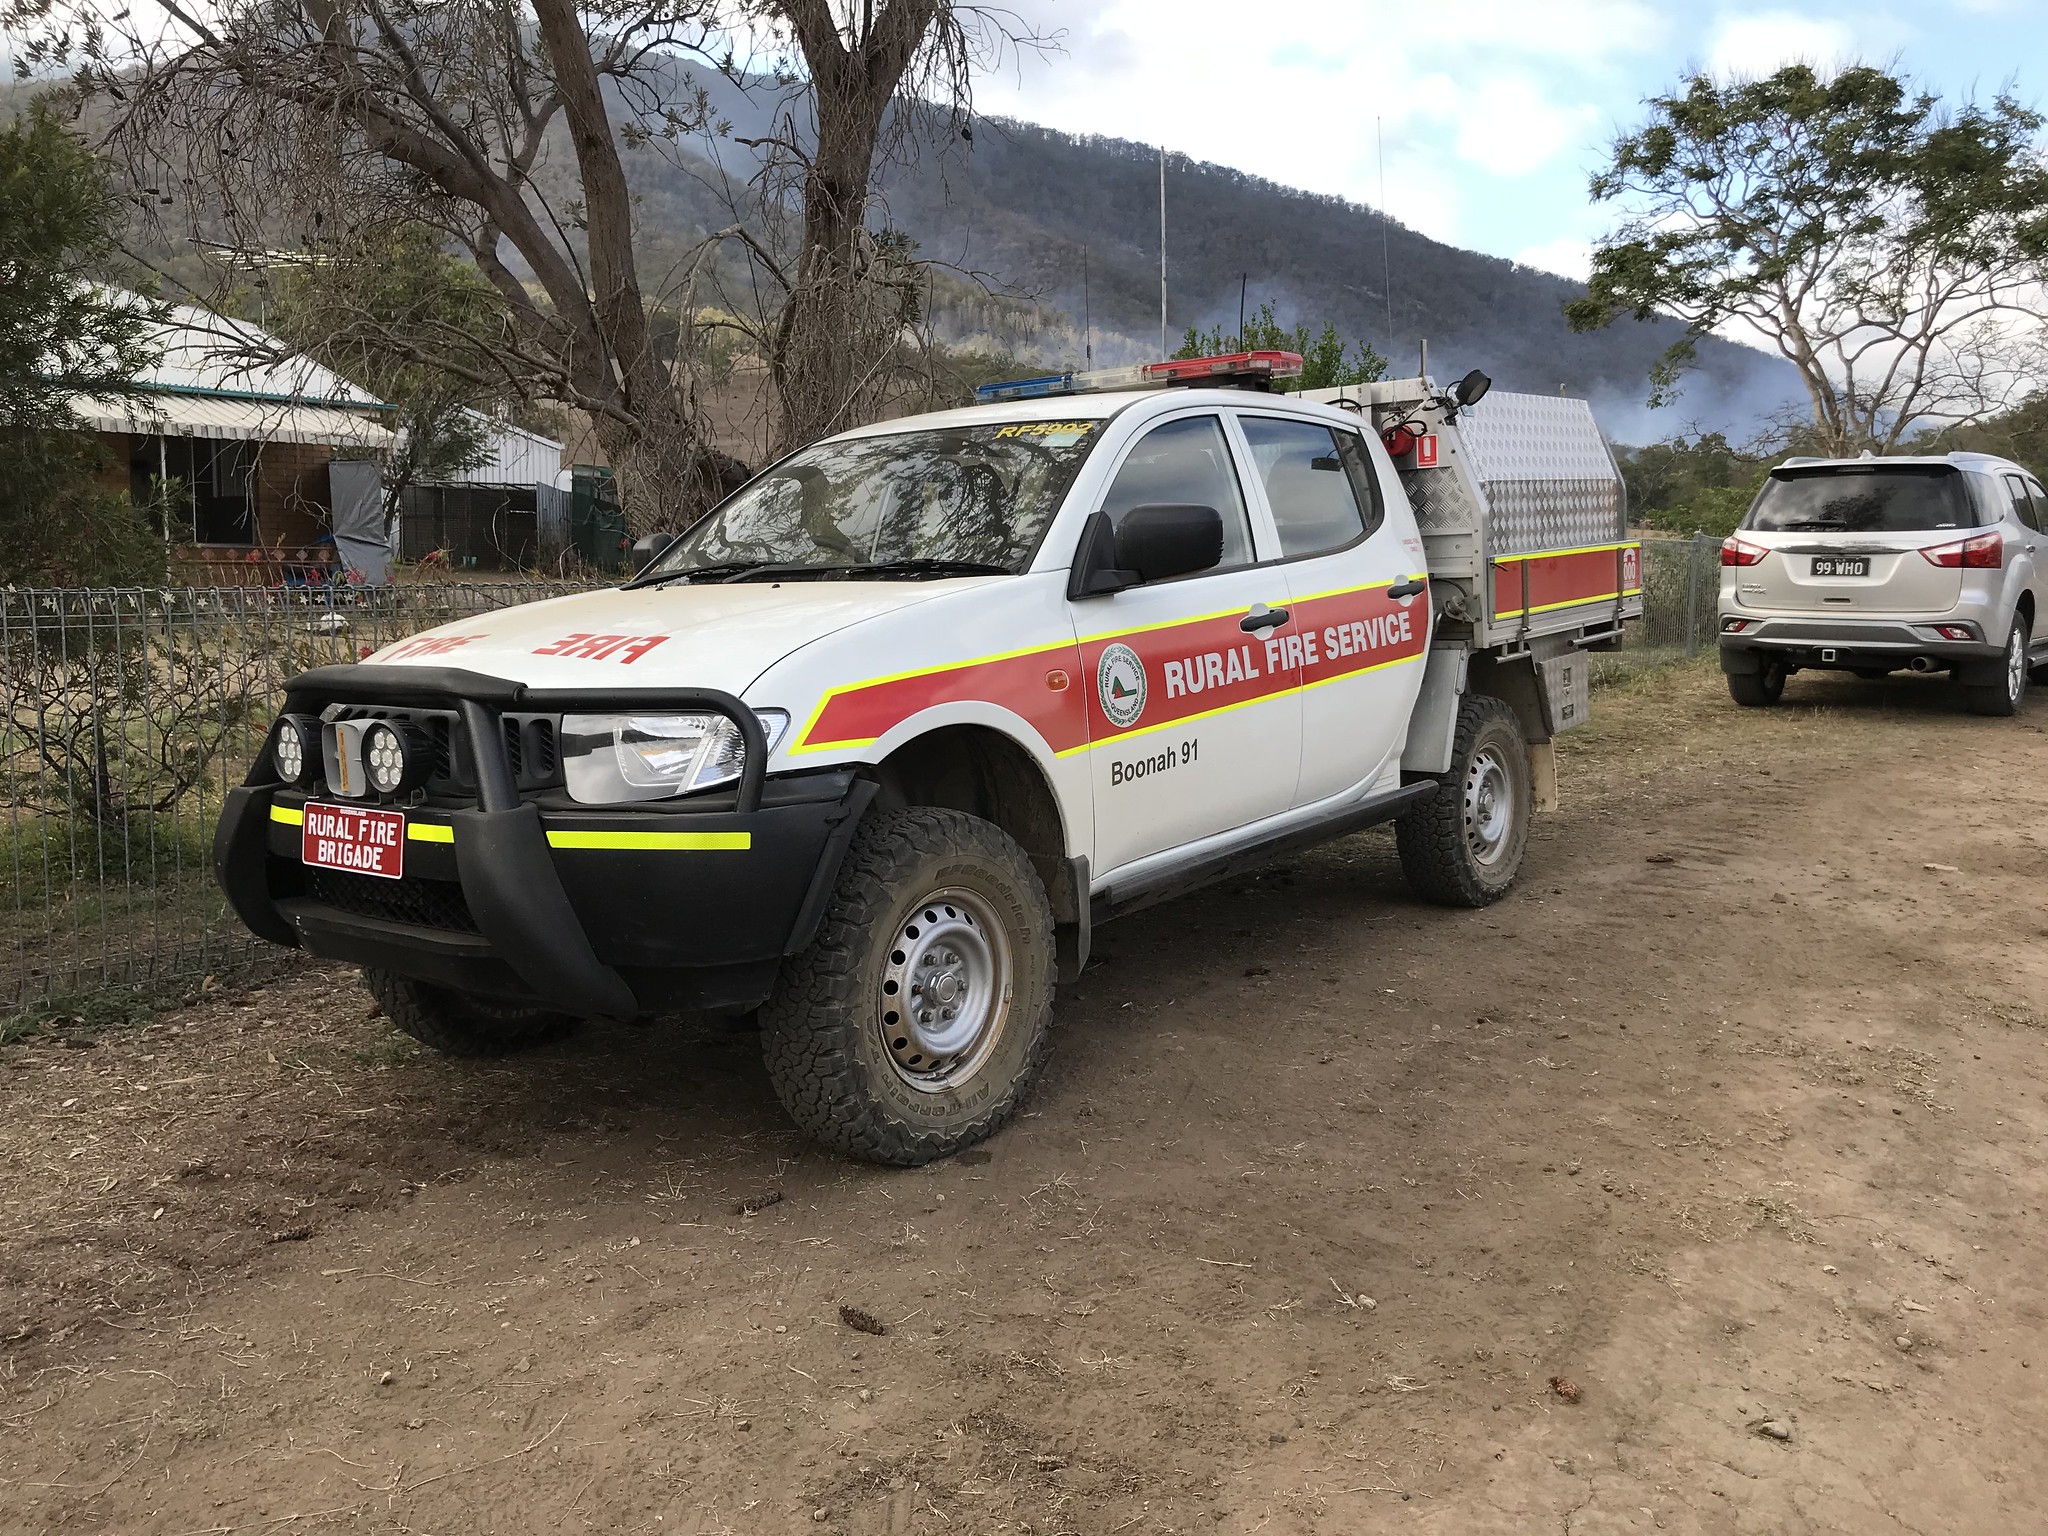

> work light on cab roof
[974,349,1305,405]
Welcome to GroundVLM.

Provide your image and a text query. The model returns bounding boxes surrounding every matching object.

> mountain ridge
[615,70,1798,442]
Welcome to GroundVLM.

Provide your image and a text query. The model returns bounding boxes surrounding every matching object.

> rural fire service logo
[1096,643,1148,729]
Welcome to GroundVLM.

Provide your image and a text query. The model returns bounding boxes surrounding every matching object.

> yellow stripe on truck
[269,803,454,843]
[545,830,752,852]
[274,803,743,851]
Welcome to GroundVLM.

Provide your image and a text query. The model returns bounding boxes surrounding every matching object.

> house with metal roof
[72,301,397,583]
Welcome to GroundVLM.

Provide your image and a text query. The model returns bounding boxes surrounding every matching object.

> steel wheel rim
[877,887,1012,1094]
[1464,746,1515,867]
[2008,629,2025,701]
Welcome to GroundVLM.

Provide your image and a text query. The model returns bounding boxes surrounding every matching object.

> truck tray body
[1298,379,1641,654]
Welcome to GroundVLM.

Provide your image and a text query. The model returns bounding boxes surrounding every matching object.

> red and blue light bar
[974,350,1304,405]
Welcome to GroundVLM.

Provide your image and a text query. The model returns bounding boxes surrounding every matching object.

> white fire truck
[215,351,1640,1164]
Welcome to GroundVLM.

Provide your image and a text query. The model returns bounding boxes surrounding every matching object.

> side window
[1098,415,1255,571]
[1969,472,2009,527]
[2025,479,2048,533]
[2003,474,2040,532]
[1237,417,1378,559]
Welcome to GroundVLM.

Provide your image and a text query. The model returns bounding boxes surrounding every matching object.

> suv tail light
[1920,531,2003,569]
[1721,537,1768,567]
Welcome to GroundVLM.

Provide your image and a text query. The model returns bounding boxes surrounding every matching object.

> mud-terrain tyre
[760,806,1056,1166]
[1727,657,1788,707]
[1964,617,2029,717]
[363,968,579,1058]
[1396,694,1532,908]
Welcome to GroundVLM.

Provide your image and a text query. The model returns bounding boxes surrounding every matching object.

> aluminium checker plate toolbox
[1305,378,1641,650]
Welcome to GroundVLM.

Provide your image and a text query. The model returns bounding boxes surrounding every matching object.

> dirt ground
[5,661,2047,1536]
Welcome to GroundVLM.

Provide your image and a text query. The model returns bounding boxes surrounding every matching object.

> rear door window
[1236,417,1380,558]
[2007,474,2043,532]
[1745,467,1976,534]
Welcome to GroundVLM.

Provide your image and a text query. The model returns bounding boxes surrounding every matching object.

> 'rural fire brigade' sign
[302,802,406,880]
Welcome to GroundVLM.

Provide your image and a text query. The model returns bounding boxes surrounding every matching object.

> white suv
[1718,452,2048,715]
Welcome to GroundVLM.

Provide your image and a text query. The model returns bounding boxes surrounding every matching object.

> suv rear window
[1744,466,1977,534]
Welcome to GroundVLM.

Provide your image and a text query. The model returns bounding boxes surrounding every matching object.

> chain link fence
[4,549,1723,1019]
[1593,534,1723,682]
[2,582,602,1017]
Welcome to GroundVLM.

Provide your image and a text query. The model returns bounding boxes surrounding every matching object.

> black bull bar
[212,665,865,1020]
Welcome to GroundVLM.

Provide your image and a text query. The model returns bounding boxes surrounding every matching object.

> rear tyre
[1727,657,1788,707]
[1396,694,1532,908]
[363,968,579,1058]
[760,807,1056,1166]
[1965,617,2029,717]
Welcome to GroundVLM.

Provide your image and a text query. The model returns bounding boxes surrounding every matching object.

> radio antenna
[1083,247,1092,365]
[1158,145,1169,356]
[1378,117,1395,358]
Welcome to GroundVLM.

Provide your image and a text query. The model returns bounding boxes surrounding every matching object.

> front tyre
[1396,694,1532,908]
[1964,616,2029,717]
[1728,656,1788,707]
[761,807,1056,1166]
[363,968,579,1058]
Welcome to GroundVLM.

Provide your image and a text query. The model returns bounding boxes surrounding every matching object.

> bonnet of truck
[361,580,965,696]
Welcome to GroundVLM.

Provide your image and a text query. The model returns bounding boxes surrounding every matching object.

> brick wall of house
[92,432,130,496]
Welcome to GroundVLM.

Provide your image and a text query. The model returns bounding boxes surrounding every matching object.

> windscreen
[643,422,1104,580]
[1744,467,1976,534]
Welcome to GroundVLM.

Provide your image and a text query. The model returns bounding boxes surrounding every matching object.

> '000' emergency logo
[1097,642,1148,729]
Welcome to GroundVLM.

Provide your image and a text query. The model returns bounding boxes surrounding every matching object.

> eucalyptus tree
[1570,65,2048,454]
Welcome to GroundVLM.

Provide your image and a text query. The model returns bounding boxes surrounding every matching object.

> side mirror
[630,532,679,572]
[1068,504,1223,598]
[1452,368,1492,408]
[1119,503,1224,582]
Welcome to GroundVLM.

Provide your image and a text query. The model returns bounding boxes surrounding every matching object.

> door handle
[1240,604,1290,633]
[1387,577,1428,599]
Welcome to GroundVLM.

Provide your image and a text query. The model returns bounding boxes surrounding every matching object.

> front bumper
[213,663,874,1018]
[1718,615,2002,675]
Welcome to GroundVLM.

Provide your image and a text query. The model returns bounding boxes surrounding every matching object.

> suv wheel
[1728,657,1788,707]
[1965,617,2030,717]
[761,807,1056,1166]
[363,968,579,1057]
[1396,694,1532,907]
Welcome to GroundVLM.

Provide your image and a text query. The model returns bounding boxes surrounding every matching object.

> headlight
[562,709,790,804]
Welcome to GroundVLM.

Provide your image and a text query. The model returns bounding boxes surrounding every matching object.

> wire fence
[1595,534,1723,681]
[2,582,602,1017]
[3,546,1724,1020]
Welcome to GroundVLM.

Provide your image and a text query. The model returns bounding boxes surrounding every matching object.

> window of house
[134,436,258,545]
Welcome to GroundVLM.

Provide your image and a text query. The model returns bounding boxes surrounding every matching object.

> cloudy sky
[970,0,2043,277]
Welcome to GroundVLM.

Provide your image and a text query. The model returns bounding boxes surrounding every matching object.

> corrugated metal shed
[433,412,565,486]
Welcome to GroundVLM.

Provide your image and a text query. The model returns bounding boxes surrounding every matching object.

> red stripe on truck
[791,579,1431,759]
[1492,543,1642,620]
